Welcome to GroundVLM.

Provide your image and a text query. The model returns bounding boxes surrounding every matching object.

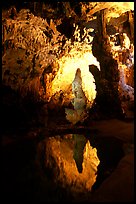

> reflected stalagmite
[42,134,100,197]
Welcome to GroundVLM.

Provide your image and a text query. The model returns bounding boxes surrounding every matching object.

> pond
[2,128,125,202]
[36,131,124,202]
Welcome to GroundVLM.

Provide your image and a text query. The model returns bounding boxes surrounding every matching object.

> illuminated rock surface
[2,7,100,113]
[2,2,134,202]
[2,3,134,118]
[65,68,88,124]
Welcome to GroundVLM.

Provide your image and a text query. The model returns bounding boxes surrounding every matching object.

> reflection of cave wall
[37,134,100,199]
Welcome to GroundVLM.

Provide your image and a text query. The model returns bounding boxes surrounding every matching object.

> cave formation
[2,2,134,202]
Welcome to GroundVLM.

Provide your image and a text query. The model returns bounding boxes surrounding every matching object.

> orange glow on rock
[44,135,100,195]
[51,26,100,109]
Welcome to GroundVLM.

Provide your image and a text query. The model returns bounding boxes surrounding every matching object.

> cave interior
[2,2,134,202]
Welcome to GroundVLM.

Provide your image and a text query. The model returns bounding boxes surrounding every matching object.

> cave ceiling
[2,2,134,23]
[2,2,134,39]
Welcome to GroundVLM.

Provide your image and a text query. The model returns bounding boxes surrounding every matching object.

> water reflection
[72,134,87,173]
[37,133,100,199]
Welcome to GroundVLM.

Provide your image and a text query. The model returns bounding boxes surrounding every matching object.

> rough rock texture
[39,134,100,199]
[65,68,88,124]
[2,7,99,112]
[125,65,134,88]
[109,34,134,116]
[1,3,134,203]
[90,33,122,117]
[2,9,67,101]
[2,3,134,119]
